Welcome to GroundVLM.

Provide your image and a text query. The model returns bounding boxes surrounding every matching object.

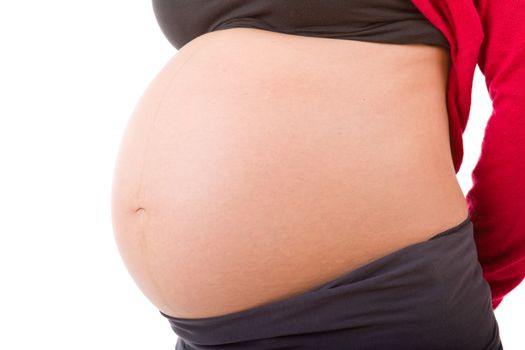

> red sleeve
[467,0,525,310]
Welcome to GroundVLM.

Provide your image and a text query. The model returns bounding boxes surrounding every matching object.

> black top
[152,0,450,51]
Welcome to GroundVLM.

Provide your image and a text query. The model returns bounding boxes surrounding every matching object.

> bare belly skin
[110,27,468,319]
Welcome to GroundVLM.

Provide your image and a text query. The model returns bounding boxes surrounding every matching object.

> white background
[0,1,523,349]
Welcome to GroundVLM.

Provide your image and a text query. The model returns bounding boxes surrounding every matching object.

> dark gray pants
[160,216,503,349]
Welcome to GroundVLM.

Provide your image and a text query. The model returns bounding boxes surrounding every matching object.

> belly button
[135,207,145,213]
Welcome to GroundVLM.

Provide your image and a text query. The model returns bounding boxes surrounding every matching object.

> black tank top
[152,0,449,51]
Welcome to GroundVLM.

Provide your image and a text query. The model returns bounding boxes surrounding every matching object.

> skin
[111,27,469,319]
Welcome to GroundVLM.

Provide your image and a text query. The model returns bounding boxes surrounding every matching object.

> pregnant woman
[111,0,524,349]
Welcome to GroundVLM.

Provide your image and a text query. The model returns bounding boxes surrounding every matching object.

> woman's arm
[466,0,525,310]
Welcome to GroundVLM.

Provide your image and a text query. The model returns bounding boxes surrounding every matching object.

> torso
[111,27,469,319]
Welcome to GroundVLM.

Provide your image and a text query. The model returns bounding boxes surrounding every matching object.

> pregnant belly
[110,28,468,319]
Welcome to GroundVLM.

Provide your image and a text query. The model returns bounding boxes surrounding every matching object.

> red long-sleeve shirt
[411,0,525,310]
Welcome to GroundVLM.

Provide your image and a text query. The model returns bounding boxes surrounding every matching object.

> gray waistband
[160,217,502,350]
